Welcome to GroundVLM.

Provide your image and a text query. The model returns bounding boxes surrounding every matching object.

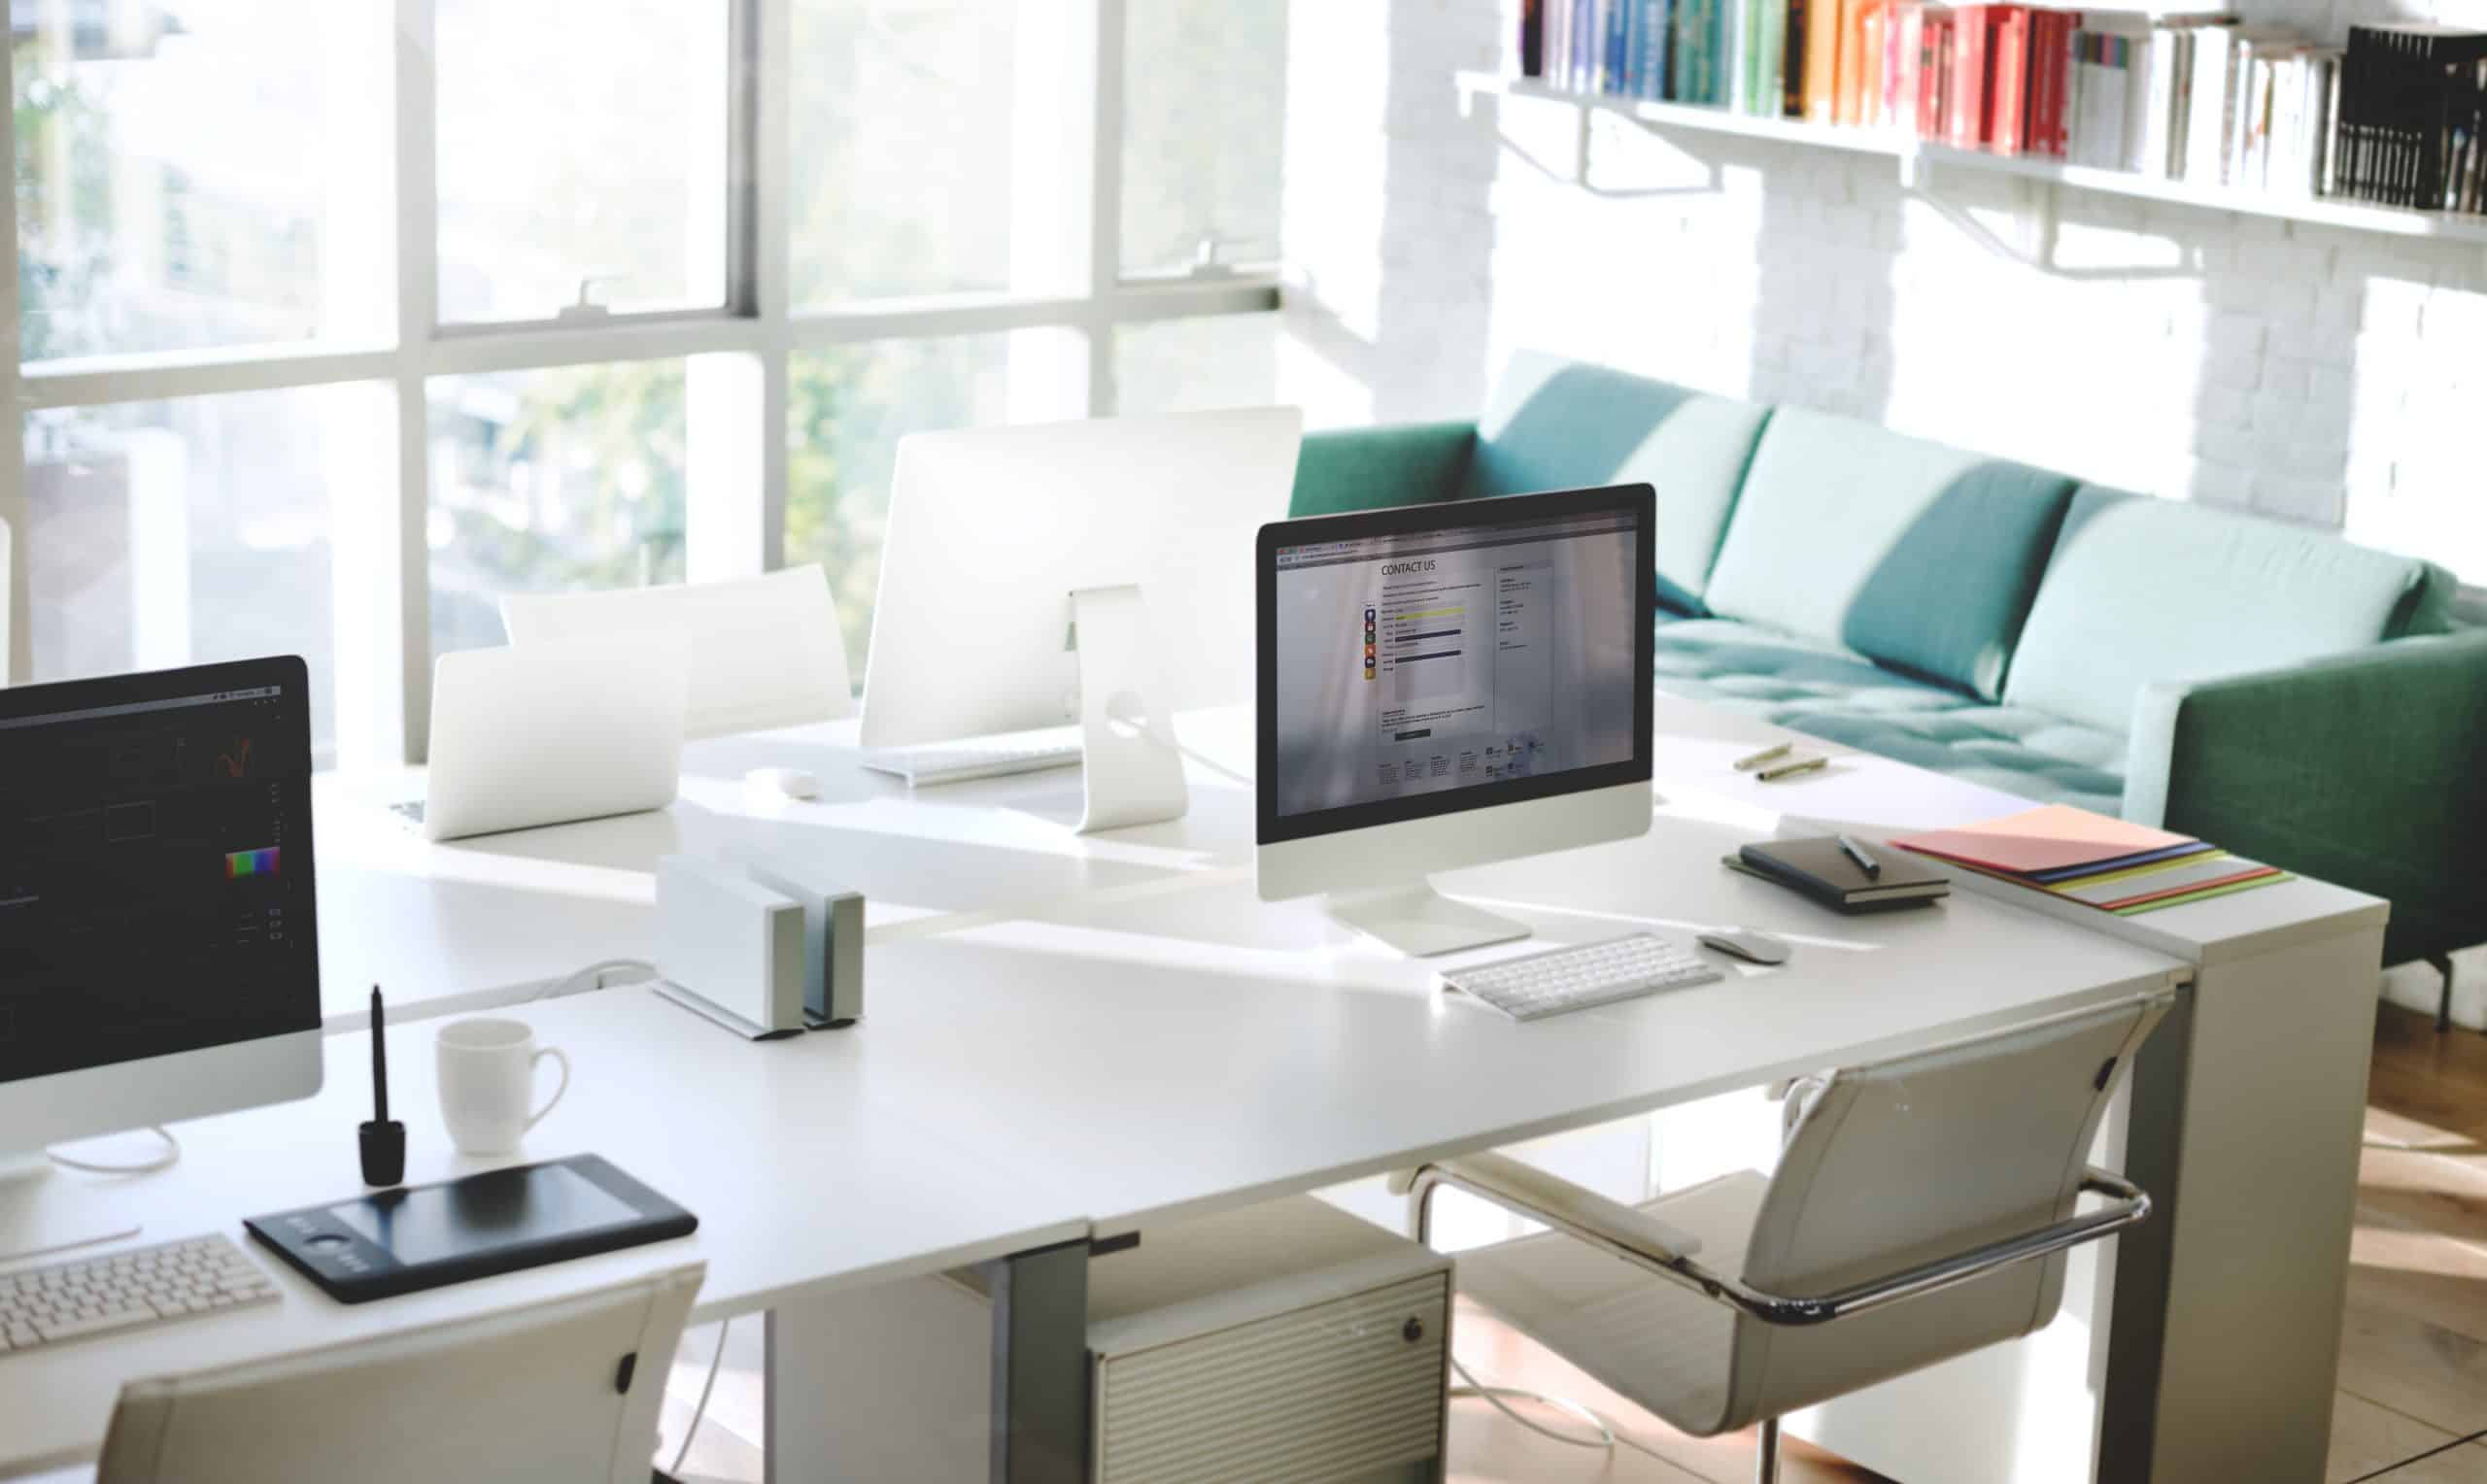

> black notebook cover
[1737,837,1949,909]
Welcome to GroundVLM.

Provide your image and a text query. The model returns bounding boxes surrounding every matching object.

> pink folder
[1891,804,2197,876]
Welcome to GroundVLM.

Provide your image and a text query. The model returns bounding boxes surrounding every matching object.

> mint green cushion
[1652,619,2126,814]
[1459,352,1769,615]
[2004,487,2451,733]
[1700,408,2075,702]
[1287,422,1475,517]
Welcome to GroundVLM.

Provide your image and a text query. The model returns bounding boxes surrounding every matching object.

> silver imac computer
[1256,485,1656,956]
[859,406,1302,753]
[0,657,324,1256]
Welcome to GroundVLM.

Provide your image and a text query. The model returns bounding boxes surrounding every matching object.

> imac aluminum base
[1324,883,1531,958]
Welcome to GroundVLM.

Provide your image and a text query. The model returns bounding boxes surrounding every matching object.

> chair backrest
[94,1263,703,1484]
[500,564,855,739]
[1723,995,2167,1426]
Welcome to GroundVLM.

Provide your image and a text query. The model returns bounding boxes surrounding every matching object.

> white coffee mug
[435,1017,570,1157]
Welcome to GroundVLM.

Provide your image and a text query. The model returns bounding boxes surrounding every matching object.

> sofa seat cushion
[1700,407,2076,702]
[1459,352,1771,616]
[1653,620,2127,815]
[2004,487,2456,733]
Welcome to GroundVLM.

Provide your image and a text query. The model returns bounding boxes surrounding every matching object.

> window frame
[0,0,1281,764]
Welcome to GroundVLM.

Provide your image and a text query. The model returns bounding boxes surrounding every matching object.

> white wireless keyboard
[1442,933,1724,1022]
[1,1232,279,1356]
[859,741,1082,787]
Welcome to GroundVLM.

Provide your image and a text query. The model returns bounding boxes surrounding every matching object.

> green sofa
[1289,352,2487,979]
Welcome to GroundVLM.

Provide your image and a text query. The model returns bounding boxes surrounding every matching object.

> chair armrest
[1288,422,1478,517]
[1398,1150,1705,1260]
[2123,630,2487,964]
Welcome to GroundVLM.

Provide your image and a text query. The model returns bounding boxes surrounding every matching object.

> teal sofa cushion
[1288,422,1474,517]
[2004,487,2453,734]
[1652,619,2127,815]
[1459,352,1769,615]
[1700,408,2076,703]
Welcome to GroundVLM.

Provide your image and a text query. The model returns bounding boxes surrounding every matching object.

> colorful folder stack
[1891,804,2290,916]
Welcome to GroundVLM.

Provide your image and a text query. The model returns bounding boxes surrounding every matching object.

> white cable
[1448,1355,1674,1466]
[666,1317,731,1477]
[535,958,657,1002]
[47,1125,181,1175]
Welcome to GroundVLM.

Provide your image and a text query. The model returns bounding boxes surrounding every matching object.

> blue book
[1605,0,1629,91]
[1574,0,1595,89]
[1638,0,1673,96]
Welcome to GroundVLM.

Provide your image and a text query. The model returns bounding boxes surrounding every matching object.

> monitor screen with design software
[1256,485,1654,956]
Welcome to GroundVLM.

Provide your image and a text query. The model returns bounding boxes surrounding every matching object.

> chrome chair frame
[1407,1159,2154,1482]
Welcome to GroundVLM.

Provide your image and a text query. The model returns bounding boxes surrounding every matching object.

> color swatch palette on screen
[223,847,280,880]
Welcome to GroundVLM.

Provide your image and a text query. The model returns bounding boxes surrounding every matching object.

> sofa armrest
[2125,630,2487,964]
[1287,421,1477,517]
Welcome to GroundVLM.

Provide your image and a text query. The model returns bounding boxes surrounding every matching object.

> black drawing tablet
[246,1154,698,1303]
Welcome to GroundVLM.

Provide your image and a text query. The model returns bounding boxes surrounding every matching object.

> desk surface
[4,694,2384,1478]
[0,989,1088,1477]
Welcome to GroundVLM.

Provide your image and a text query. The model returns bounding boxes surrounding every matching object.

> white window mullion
[755,0,792,572]
[1086,0,1129,417]
[391,0,441,764]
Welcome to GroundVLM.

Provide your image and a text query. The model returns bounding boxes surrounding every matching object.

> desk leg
[2101,927,2380,1481]
[983,1238,1091,1484]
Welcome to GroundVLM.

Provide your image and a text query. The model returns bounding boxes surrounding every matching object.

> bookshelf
[1457,71,2487,250]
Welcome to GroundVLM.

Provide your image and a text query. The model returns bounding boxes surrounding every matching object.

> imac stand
[1322,881,1531,958]
[0,1147,144,1265]
[1068,584,1188,834]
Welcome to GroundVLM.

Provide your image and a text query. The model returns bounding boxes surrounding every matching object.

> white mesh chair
[85,1262,703,1484]
[1403,993,2171,1483]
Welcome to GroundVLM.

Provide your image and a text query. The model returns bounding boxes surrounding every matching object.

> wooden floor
[664,1002,2487,1483]
[1447,1003,2487,1483]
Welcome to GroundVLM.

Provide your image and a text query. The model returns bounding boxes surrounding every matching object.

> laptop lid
[422,637,687,841]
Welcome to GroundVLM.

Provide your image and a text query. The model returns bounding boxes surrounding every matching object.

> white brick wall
[1275,0,2487,584]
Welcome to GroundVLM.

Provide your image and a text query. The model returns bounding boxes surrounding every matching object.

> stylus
[371,986,389,1125]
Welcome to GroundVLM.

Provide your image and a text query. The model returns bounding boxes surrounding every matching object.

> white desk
[6,697,2385,1484]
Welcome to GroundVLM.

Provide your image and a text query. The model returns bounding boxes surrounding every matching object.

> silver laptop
[392,637,688,842]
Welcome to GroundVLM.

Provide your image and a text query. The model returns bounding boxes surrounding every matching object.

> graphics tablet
[246,1154,697,1303]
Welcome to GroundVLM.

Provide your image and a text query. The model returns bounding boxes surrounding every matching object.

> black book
[1732,838,1950,912]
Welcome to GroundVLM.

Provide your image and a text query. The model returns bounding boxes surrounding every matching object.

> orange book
[1836,0,1878,124]
[1857,1,1889,125]
[1802,0,1844,120]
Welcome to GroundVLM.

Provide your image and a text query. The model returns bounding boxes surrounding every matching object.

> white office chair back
[1725,995,2168,1426]
[93,1262,703,1484]
[499,564,854,739]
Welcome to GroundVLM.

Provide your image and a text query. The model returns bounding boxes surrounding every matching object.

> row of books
[1518,1,2487,214]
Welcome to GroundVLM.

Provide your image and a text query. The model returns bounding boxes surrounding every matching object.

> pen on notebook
[1733,741,1793,771]
[1756,755,1826,782]
[1839,834,1882,878]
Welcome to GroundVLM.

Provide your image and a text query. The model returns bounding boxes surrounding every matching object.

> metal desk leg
[984,1238,1091,1484]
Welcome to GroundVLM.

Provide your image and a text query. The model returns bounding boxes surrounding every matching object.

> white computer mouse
[1697,927,1791,965]
[744,766,822,801]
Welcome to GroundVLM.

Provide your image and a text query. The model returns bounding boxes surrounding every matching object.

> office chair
[84,1262,703,1484]
[1400,993,2171,1483]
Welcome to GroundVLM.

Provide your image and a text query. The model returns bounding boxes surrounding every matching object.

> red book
[1988,6,2030,154]
[1946,5,1989,149]
[1887,2,1925,130]
[2032,10,2079,156]
[1919,12,1950,138]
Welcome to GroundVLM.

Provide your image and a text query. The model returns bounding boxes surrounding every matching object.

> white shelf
[1458,71,2487,250]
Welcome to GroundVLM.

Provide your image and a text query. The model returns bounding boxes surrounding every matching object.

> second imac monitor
[1256,485,1656,956]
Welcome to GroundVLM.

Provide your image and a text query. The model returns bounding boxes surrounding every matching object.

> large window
[4,0,1283,764]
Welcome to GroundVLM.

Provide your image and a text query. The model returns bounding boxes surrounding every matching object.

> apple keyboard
[859,740,1082,787]
[0,1233,279,1356]
[1441,933,1724,1022]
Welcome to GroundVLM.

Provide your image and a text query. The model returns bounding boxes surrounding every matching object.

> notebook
[1891,803,2199,876]
[1734,837,1950,911]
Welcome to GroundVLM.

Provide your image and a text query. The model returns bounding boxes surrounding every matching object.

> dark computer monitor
[0,657,324,1171]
